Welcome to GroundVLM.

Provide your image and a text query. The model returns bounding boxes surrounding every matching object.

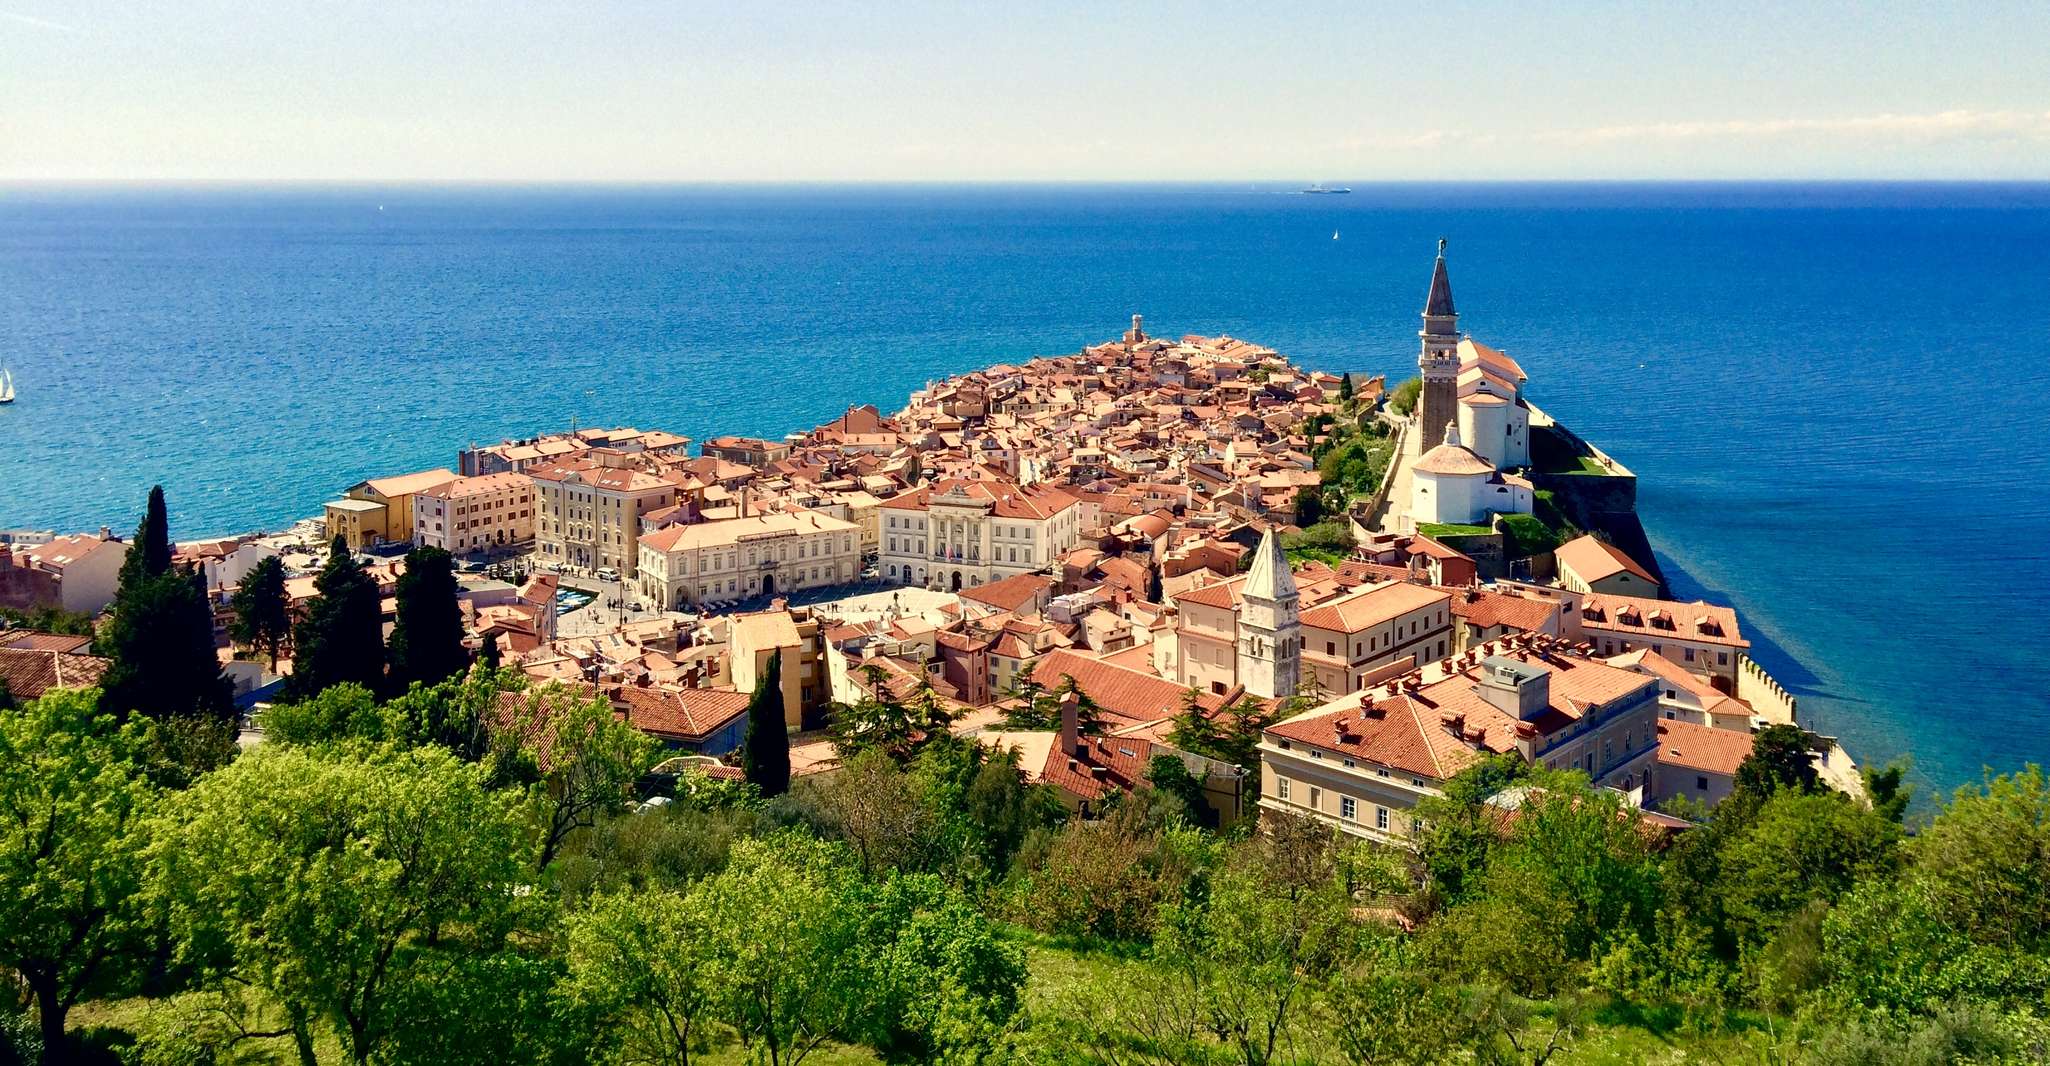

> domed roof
[1414,421,1495,476]
[1415,443,1496,477]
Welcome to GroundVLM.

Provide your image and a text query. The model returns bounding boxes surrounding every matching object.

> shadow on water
[1648,547,1829,699]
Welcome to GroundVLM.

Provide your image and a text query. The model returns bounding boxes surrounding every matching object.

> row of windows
[1275,777,1393,831]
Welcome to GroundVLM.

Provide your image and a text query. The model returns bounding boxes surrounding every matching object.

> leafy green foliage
[149,743,531,1065]
[1389,376,1422,415]
[98,564,232,729]
[0,604,95,637]
[0,689,157,1059]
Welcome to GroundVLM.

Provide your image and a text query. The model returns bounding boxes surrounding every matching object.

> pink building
[412,472,536,554]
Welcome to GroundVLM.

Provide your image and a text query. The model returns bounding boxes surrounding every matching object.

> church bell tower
[1235,529,1300,700]
[1417,238,1460,449]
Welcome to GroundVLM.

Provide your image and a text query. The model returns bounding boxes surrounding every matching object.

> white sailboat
[0,369,14,404]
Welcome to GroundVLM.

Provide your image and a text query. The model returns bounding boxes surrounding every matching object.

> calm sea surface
[2,183,2047,794]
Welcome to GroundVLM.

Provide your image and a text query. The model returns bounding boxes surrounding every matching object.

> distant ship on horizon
[1303,183,1351,194]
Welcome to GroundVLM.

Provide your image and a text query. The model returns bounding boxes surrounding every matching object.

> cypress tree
[115,484,173,598]
[229,554,291,669]
[287,536,386,700]
[99,565,232,723]
[98,487,233,724]
[478,632,503,672]
[1339,371,1355,403]
[740,651,790,797]
[386,546,469,693]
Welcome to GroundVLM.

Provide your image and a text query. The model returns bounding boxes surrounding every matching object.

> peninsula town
[2,244,1851,835]
[6,245,1964,1066]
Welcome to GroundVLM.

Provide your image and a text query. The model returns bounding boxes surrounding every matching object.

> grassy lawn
[1418,522,1494,539]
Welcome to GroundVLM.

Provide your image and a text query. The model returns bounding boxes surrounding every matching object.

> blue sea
[2,182,2047,796]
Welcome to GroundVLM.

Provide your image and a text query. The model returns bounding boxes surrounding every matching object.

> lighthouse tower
[1417,239,1461,450]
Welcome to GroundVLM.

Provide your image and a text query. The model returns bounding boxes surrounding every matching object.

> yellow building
[323,468,457,550]
[728,607,827,729]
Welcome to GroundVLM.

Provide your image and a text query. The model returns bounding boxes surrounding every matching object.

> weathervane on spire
[1438,237,1447,256]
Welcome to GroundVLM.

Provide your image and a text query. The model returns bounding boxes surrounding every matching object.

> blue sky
[3,1,2046,180]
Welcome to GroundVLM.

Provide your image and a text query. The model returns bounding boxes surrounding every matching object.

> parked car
[595,567,621,582]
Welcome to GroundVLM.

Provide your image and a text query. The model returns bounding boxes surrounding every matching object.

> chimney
[1058,691,1081,756]
[1474,656,1551,721]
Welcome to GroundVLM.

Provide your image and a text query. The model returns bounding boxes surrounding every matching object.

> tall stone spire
[1425,237,1456,318]
[1417,238,1461,450]
[1236,529,1300,700]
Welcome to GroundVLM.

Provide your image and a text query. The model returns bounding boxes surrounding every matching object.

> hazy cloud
[0,8,76,32]
[1538,110,2050,146]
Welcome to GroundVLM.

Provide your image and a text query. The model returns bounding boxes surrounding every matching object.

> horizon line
[6,176,2050,188]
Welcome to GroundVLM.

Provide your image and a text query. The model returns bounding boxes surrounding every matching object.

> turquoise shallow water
[1,182,2046,794]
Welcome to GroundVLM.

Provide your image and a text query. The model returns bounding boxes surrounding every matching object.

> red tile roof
[1656,718,1753,776]
[0,648,111,701]
[613,686,753,742]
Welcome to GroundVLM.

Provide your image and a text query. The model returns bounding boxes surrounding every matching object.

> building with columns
[877,478,1083,591]
[1416,239,1461,451]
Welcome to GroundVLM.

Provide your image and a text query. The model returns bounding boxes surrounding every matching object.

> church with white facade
[1407,242,1538,528]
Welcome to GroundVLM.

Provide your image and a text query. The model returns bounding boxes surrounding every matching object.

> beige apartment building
[1259,642,1662,845]
[1298,581,1454,699]
[529,458,678,573]
[411,472,536,554]
[635,509,859,611]
[1578,592,1749,691]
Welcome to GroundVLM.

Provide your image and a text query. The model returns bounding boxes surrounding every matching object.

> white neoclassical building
[636,509,859,610]
[877,478,1082,591]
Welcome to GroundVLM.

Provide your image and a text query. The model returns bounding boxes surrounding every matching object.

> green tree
[1732,723,1818,799]
[1411,755,1526,907]
[150,743,530,1066]
[1423,776,1660,996]
[1338,371,1355,404]
[1330,963,1467,1066]
[501,685,657,870]
[478,631,503,671]
[98,563,233,728]
[1292,487,1325,528]
[386,546,470,693]
[830,680,949,766]
[563,889,717,1066]
[228,553,291,668]
[286,536,385,700]
[1907,766,2050,950]
[855,873,1027,1064]
[1863,759,1914,823]
[0,689,157,1065]
[696,837,868,1066]
[0,605,95,637]
[805,748,943,876]
[741,652,791,797]
[260,681,386,746]
[1145,754,1212,829]
[1715,789,1901,948]
[1389,377,1422,416]
[1147,822,1353,1066]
